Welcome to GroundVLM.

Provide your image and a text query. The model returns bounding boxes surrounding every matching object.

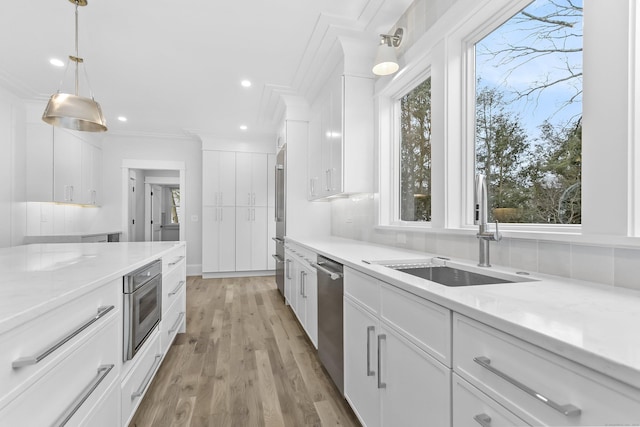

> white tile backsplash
[509,239,539,272]
[570,245,614,286]
[613,248,640,291]
[538,241,571,278]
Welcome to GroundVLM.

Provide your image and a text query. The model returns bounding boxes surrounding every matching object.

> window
[170,188,181,224]
[475,0,582,224]
[399,77,432,222]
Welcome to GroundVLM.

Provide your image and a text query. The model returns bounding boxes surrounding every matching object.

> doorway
[121,160,185,242]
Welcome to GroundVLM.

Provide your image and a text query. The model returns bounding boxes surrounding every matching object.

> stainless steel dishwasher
[314,255,344,395]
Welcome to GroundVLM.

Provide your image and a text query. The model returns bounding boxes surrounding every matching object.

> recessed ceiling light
[117,116,128,122]
[241,80,252,88]
[240,125,248,131]
[49,58,65,67]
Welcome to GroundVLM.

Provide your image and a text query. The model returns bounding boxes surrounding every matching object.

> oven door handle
[12,306,115,369]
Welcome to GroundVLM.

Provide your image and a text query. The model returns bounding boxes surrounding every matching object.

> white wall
[0,86,26,248]
[97,134,202,274]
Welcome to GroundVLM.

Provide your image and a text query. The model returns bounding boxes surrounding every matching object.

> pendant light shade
[43,93,107,132]
[372,28,404,77]
[42,0,107,132]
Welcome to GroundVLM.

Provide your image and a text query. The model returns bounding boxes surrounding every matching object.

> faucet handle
[493,220,503,241]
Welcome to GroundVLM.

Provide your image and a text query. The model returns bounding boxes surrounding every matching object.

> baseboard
[202,270,275,279]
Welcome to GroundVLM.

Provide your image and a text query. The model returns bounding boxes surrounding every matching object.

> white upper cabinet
[202,150,236,206]
[236,152,268,207]
[308,61,374,200]
[26,123,103,205]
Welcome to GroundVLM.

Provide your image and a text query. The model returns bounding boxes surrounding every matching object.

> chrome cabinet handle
[12,306,115,369]
[377,334,386,389]
[311,262,343,280]
[366,326,375,376]
[474,356,581,417]
[168,312,185,335]
[168,280,185,296]
[285,259,291,279]
[132,354,163,400]
[473,413,492,427]
[53,364,114,427]
[300,271,307,297]
[168,256,185,266]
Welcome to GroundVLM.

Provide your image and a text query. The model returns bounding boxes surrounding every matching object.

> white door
[251,207,268,270]
[344,297,381,427]
[151,185,162,241]
[202,206,218,272]
[380,325,451,427]
[219,207,236,272]
[235,207,253,271]
[236,152,253,207]
[251,153,268,207]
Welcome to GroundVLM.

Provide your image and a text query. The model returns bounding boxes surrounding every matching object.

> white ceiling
[0,0,411,140]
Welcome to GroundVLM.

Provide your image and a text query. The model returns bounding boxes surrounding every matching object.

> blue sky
[476,0,583,141]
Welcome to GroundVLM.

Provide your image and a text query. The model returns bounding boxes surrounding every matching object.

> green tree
[476,86,530,219]
[400,78,432,221]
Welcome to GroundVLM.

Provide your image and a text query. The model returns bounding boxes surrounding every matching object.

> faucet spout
[475,174,502,267]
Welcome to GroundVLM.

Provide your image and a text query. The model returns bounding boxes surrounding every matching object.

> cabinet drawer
[381,283,451,367]
[453,314,640,426]
[344,267,380,315]
[75,374,120,427]
[0,280,119,402]
[162,263,186,313]
[162,244,186,275]
[453,373,530,427]
[121,327,162,426]
[0,316,119,426]
[161,287,186,355]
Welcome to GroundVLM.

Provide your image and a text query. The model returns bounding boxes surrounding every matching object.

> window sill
[375,223,640,248]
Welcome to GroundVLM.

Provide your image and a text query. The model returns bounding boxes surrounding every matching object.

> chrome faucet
[474,174,502,267]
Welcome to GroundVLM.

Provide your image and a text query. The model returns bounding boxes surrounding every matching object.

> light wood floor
[129,276,360,427]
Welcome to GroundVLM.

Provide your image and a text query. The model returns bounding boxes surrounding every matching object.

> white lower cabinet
[236,206,268,271]
[285,243,318,348]
[161,286,186,355]
[344,267,452,427]
[121,328,162,426]
[202,206,236,272]
[453,314,640,427]
[453,373,530,427]
[77,377,120,427]
[0,316,119,426]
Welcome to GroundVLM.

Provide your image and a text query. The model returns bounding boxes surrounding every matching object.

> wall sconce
[372,28,404,76]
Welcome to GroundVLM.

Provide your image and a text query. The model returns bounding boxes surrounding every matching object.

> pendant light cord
[74,0,79,96]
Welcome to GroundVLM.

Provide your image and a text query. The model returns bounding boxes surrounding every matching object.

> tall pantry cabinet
[202,149,275,275]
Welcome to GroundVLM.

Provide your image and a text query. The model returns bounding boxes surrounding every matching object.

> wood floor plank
[130,276,360,427]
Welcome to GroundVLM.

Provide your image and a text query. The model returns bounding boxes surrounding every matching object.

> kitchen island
[0,241,187,426]
[286,235,640,427]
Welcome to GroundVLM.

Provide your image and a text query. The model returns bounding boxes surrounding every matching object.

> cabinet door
[202,151,219,206]
[236,152,253,207]
[303,265,318,347]
[320,91,333,198]
[80,143,102,205]
[344,297,381,427]
[53,128,82,203]
[267,154,276,208]
[380,325,451,427]
[284,252,296,307]
[251,153,268,207]
[251,207,268,270]
[219,151,236,206]
[202,206,219,272]
[328,74,343,194]
[219,207,236,272]
[294,263,307,327]
[235,207,253,271]
[26,123,54,202]
[307,111,323,200]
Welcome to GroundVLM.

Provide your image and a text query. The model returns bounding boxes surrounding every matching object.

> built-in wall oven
[123,259,162,361]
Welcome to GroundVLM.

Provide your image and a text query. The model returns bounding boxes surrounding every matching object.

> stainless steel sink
[374,259,535,287]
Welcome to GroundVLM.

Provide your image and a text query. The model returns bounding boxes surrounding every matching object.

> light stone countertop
[287,235,640,390]
[0,241,185,335]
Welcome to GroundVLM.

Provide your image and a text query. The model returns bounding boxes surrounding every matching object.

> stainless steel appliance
[123,259,162,361]
[315,255,344,394]
[273,145,286,297]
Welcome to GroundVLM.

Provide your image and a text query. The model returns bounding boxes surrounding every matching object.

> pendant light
[372,28,404,77]
[42,0,107,132]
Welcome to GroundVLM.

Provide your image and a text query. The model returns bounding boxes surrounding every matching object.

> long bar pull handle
[473,356,581,417]
[169,312,186,335]
[168,256,185,266]
[310,262,343,280]
[12,306,115,369]
[377,334,386,389]
[473,413,492,427]
[168,280,186,296]
[132,354,163,400]
[52,364,114,427]
[285,259,291,279]
[366,326,375,376]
